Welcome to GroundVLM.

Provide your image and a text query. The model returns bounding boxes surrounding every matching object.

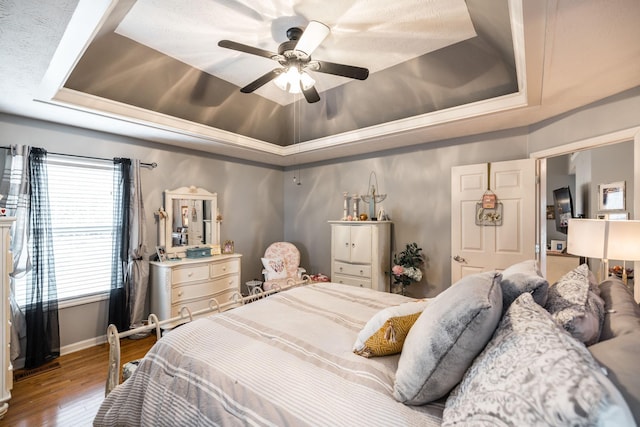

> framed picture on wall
[598,181,625,211]
[546,205,555,219]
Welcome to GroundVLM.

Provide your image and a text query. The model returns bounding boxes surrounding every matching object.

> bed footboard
[105,278,310,396]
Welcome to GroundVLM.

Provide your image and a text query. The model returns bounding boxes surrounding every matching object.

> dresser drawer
[172,265,210,284]
[333,261,371,278]
[172,275,239,304]
[332,273,372,289]
[170,289,238,317]
[210,258,240,277]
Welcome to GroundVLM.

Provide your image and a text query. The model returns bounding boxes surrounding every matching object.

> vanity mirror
[162,186,219,256]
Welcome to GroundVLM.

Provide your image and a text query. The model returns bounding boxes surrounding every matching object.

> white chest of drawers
[0,218,14,419]
[329,221,391,292]
[150,254,242,327]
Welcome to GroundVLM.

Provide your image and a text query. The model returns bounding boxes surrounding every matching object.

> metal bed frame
[105,277,309,396]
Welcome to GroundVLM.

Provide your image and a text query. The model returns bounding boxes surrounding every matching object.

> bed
[94,262,640,427]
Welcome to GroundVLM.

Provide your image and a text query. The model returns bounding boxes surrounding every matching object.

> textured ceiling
[1,0,640,166]
[115,0,478,106]
[63,0,517,146]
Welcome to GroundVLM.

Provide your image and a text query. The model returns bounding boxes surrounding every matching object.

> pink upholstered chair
[261,242,307,291]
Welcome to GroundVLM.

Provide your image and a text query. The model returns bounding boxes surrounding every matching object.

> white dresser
[0,218,14,419]
[150,254,242,327]
[329,221,391,292]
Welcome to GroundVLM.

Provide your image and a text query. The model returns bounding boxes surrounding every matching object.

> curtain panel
[24,147,60,369]
[108,158,131,332]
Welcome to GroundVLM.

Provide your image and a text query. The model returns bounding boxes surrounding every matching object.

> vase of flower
[391,242,424,295]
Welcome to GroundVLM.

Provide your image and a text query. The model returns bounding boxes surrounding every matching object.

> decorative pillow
[353,300,430,358]
[261,257,288,280]
[393,271,503,405]
[545,264,605,345]
[443,293,635,427]
[589,331,640,425]
[597,277,640,341]
[500,259,549,309]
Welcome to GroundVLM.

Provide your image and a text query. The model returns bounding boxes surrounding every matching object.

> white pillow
[261,257,288,280]
[353,299,430,357]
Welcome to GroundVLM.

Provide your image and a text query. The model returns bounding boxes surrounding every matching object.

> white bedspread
[94,283,444,426]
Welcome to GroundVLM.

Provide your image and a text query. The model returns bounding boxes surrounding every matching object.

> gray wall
[0,114,284,350]
[591,141,634,220]
[284,129,530,298]
[546,155,576,243]
[2,84,640,352]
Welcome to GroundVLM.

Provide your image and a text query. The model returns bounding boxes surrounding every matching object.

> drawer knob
[360,270,363,274]
[222,267,226,271]
[178,291,183,297]
[187,272,193,277]
[352,243,355,248]
[344,242,349,247]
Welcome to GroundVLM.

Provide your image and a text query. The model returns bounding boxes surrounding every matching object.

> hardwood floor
[2,335,156,426]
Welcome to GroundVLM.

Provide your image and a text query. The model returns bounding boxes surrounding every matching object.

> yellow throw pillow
[353,300,429,358]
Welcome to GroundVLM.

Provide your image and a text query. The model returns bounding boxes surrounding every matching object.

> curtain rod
[0,146,157,169]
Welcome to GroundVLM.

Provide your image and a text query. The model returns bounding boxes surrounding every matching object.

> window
[14,155,115,306]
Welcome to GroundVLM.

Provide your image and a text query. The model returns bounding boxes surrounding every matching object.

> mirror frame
[163,186,219,256]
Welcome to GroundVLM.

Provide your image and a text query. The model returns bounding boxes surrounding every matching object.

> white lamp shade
[605,220,640,261]
[567,219,606,258]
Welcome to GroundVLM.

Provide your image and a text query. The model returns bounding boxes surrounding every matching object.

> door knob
[453,255,467,263]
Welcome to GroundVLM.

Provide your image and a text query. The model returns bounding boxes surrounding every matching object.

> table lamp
[567,218,640,284]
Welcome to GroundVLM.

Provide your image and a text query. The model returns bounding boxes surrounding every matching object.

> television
[553,186,574,234]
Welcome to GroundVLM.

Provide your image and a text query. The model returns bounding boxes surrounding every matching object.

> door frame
[529,126,640,301]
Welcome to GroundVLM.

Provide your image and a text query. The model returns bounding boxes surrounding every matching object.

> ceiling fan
[218,21,369,103]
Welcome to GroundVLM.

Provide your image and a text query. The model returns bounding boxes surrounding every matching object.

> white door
[451,159,537,282]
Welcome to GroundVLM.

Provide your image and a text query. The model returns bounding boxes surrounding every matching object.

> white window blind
[14,155,115,306]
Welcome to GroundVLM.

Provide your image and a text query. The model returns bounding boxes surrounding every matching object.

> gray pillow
[393,271,503,405]
[545,263,605,345]
[443,293,635,426]
[597,277,640,341]
[500,259,549,309]
[589,331,640,426]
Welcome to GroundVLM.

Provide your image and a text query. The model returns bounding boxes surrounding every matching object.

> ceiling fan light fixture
[274,68,315,94]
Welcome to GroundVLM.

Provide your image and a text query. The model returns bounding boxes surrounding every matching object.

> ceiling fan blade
[301,82,320,103]
[310,60,369,80]
[294,21,330,56]
[218,40,282,61]
[240,68,284,93]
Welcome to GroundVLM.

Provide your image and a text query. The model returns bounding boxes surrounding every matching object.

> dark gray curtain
[24,147,60,369]
[108,158,131,332]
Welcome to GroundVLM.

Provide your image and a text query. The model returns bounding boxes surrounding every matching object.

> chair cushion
[264,242,301,278]
[443,292,635,426]
[261,257,288,280]
[353,299,430,358]
[393,271,503,405]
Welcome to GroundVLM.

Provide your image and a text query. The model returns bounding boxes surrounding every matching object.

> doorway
[530,126,640,301]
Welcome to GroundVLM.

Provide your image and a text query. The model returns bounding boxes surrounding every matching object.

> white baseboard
[60,334,107,356]
[12,335,107,370]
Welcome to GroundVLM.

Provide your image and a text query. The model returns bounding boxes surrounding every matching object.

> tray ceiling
[2,0,640,166]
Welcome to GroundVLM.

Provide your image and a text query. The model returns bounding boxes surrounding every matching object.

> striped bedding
[94,283,444,426]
